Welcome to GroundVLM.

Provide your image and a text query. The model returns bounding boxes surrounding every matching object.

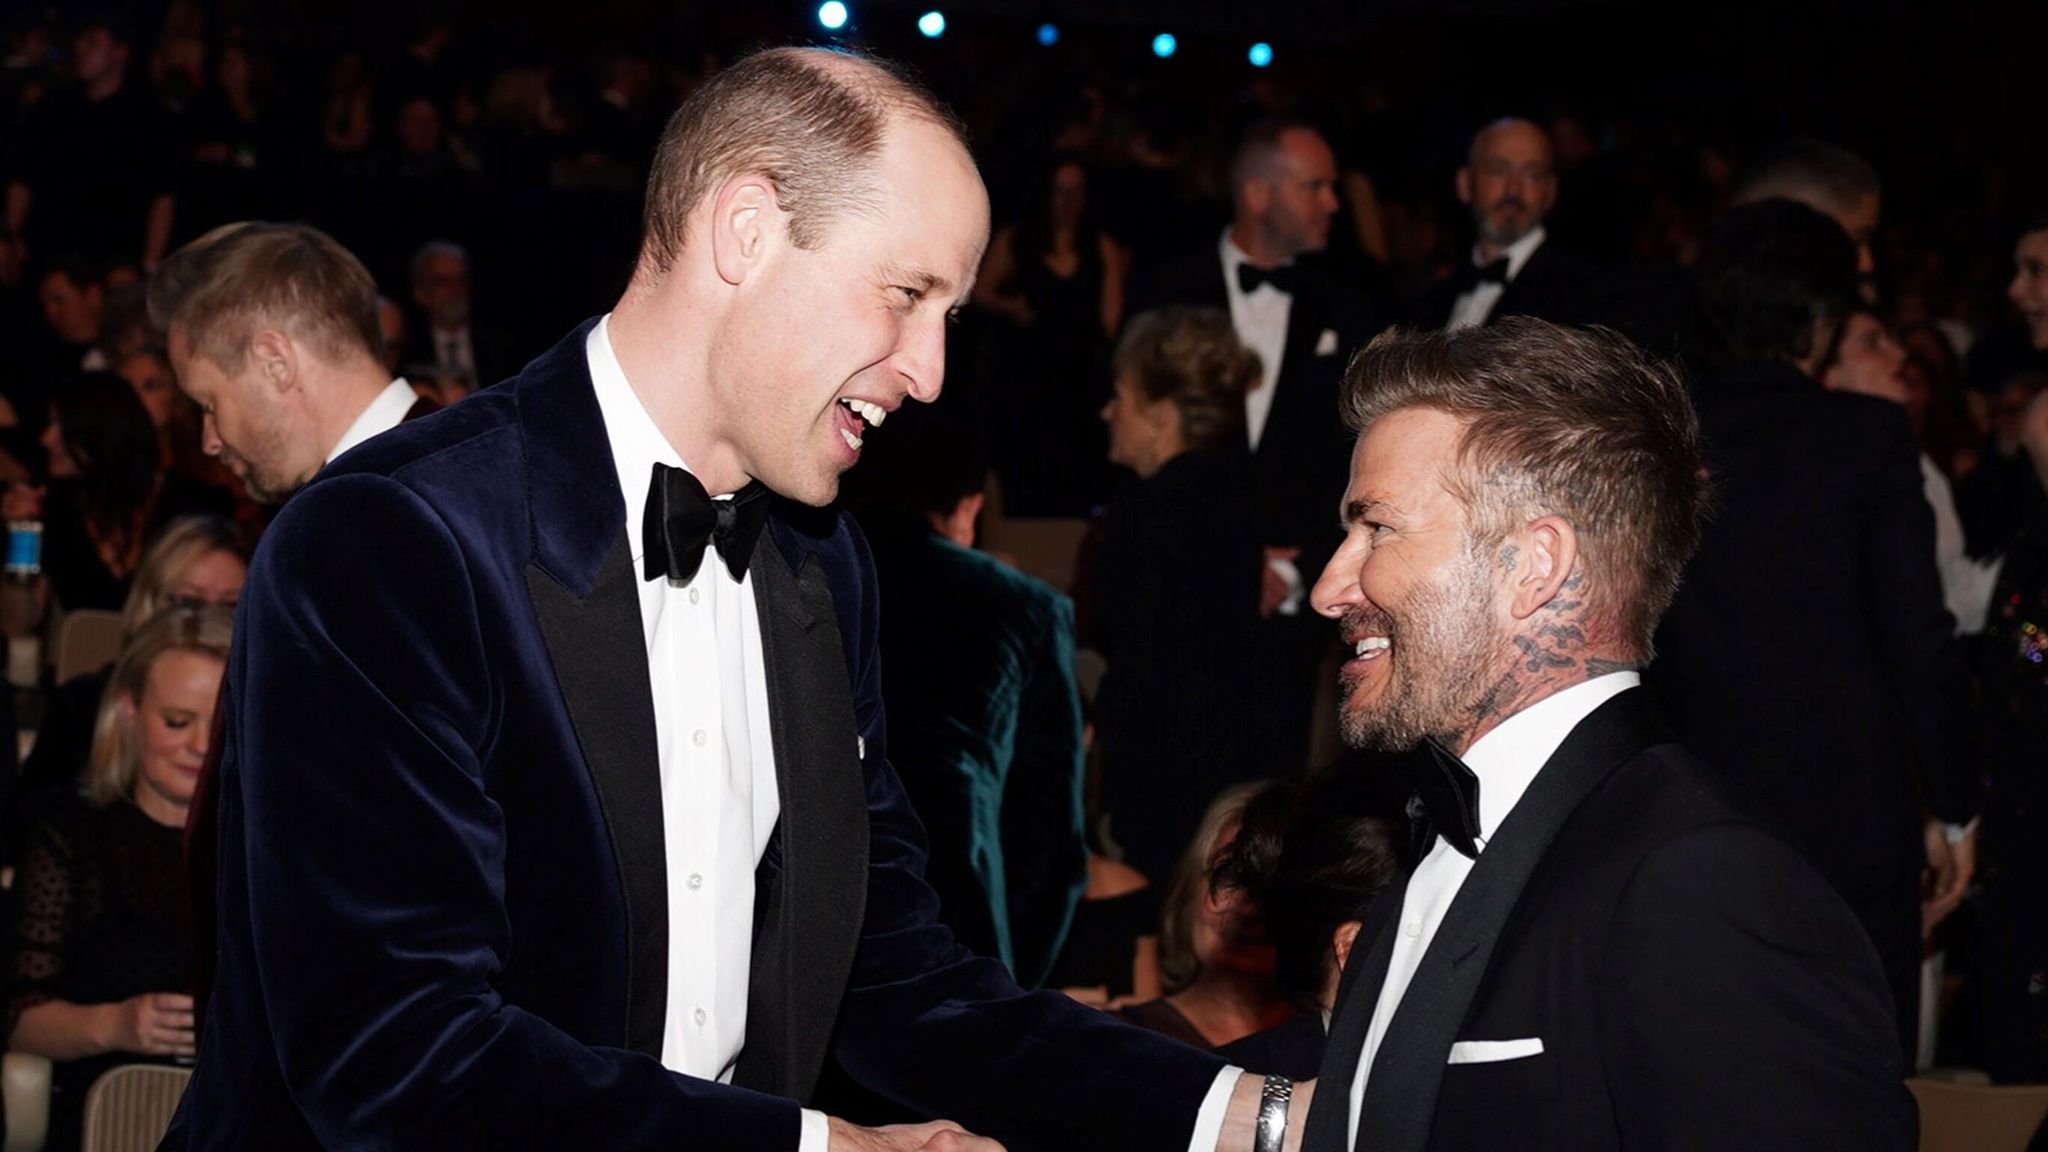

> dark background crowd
[1,0,2047,1146]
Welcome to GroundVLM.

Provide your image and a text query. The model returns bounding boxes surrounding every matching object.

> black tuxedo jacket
[1127,249,1379,582]
[1302,688,1913,1152]
[1650,362,1978,904]
[1410,235,1610,333]
[408,322,526,390]
[162,321,1222,1150]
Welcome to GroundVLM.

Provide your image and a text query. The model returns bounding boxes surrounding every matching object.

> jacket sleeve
[1856,405,1979,823]
[996,589,1088,990]
[229,475,802,1150]
[823,515,1226,1152]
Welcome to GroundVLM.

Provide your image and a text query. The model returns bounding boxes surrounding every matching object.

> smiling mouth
[1352,635,1391,661]
[834,397,889,451]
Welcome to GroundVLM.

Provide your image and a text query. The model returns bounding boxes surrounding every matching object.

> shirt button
[687,873,703,890]
[689,588,700,605]
[1404,919,1422,939]
[693,1007,707,1027]
[692,729,707,748]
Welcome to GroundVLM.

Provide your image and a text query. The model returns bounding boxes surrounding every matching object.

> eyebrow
[1342,496,1403,526]
[881,264,956,299]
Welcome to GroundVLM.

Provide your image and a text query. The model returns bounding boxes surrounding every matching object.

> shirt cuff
[1187,1066,1245,1152]
[1267,557,1305,617]
[799,1107,830,1152]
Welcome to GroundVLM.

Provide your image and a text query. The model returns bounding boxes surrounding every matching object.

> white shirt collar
[586,314,698,567]
[1473,224,1548,283]
[325,378,417,464]
[1461,670,1638,847]
[1219,227,1291,296]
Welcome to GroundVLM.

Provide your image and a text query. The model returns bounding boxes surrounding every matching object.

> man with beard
[1296,318,1912,1151]
[1411,119,1607,334]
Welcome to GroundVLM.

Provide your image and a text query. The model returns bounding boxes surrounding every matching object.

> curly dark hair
[1208,768,1401,1011]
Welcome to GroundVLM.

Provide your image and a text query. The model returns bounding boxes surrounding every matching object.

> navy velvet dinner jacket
[160,320,1224,1150]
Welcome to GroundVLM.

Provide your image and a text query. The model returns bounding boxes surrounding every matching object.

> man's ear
[248,330,298,396]
[1505,513,1580,621]
[709,175,780,287]
[1454,166,1474,207]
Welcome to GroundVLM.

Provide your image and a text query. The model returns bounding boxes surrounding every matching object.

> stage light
[817,1,849,31]
[1036,22,1059,46]
[1248,42,1273,67]
[1151,33,1177,59]
[918,10,945,37]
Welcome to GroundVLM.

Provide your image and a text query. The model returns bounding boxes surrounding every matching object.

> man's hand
[1260,548,1302,618]
[1216,1073,1315,1152]
[828,1118,1005,1152]
[1921,820,1976,937]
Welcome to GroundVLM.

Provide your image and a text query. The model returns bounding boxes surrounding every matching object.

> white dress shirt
[1219,230,1307,614]
[1921,454,2001,634]
[1446,225,1548,332]
[325,378,417,464]
[1219,229,1293,452]
[585,317,830,1151]
[1346,672,1640,1147]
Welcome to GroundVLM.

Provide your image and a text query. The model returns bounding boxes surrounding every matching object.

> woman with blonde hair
[13,515,248,807]
[5,605,233,1150]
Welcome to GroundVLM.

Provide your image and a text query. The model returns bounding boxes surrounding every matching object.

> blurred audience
[4,604,232,1150]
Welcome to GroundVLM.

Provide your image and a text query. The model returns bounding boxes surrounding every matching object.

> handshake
[828,1076,1314,1152]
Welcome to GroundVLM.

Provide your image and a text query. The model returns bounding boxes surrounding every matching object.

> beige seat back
[81,1064,192,1152]
[54,609,126,684]
[1908,1076,2048,1152]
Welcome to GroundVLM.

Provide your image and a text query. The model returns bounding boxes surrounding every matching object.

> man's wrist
[1254,1076,1293,1152]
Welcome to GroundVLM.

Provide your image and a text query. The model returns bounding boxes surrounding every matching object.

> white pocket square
[1315,328,1340,356]
[1446,1038,1544,1065]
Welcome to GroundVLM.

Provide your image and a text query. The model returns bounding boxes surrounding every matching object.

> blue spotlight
[1248,42,1273,67]
[918,10,945,37]
[817,1,849,31]
[1036,22,1059,47]
[1151,32,1177,59]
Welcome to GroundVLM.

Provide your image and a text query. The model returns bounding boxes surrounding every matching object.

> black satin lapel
[1355,688,1666,1152]
[732,539,869,1101]
[1301,876,1409,1152]
[524,532,668,1059]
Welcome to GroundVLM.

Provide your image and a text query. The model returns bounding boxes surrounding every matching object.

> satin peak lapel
[525,531,669,1060]
[733,532,869,1101]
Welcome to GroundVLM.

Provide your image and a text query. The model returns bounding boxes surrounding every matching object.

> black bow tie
[1405,737,1483,860]
[642,463,771,584]
[1473,257,1511,286]
[1237,261,1298,295]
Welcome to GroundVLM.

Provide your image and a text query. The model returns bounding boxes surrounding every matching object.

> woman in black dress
[1092,307,1268,886]
[973,154,1129,516]
[4,605,232,1150]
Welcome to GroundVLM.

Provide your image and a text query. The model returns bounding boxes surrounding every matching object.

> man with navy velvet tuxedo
[1298,318,1913,1150]
[159,47,1312,1152]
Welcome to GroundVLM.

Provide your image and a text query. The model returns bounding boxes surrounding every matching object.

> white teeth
[1355,636,1390,658]
[841,398,888,427]
[840,426,863,451]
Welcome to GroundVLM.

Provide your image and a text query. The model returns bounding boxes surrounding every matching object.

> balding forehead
[1470,118,1552,164]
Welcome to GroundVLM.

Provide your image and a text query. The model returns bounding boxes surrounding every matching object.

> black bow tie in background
[1406,737,1483,860]
[1473,257,1512,286]
[643,463,771,584]
[1236,261,1299,295]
